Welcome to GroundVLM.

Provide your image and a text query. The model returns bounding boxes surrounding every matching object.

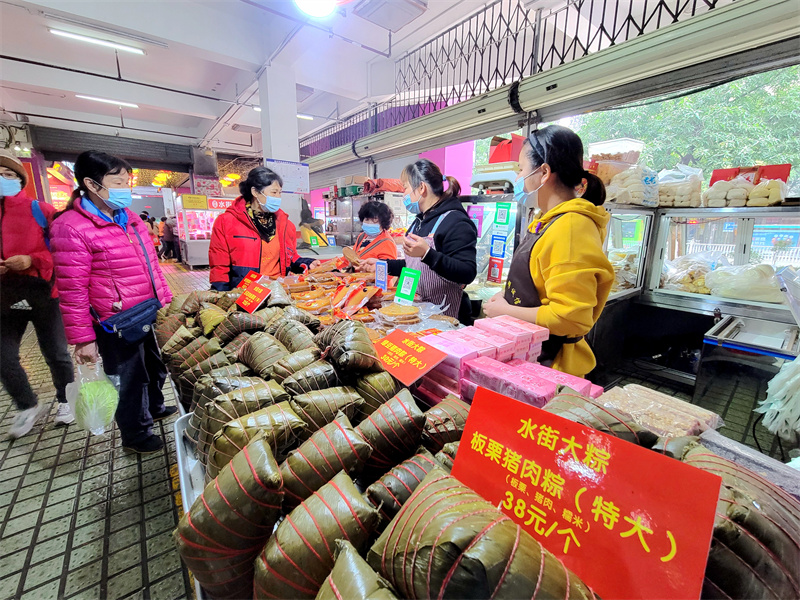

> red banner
[236,281,272,313]
[452,387,721,600]
[209,197,234,210]
[374,329,446,386]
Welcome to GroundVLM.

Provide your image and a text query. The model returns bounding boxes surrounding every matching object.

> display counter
[175,195,230,268]
[604,206,655,303]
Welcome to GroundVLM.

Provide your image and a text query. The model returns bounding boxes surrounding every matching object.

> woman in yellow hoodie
[484,125,614,377]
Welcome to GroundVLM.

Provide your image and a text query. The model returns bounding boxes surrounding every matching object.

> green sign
[310,236,319,247]
[395,267,421,306]
[495,202,511,226]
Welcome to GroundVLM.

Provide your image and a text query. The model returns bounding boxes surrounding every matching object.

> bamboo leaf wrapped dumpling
[355,389,425,473]
[214,311,270,344]
[289,387,364,440]
[239,332,290,379]
[316,540,398,600]
[353,372,402,423]
[272,318,318,353]
[282,360,339,396]
[283,305,321,333]
[365,448,443,522]
[327,321,382,373]
[273,348,322,383]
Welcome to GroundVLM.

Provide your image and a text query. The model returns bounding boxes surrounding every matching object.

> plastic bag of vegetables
[67,362,119,436]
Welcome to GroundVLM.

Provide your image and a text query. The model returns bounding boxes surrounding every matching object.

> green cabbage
[74,379,119,435]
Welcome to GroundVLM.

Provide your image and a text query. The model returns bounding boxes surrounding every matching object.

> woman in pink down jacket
[50,151,175,454]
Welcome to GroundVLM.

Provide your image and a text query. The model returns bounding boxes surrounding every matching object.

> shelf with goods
[158,280,799,600]
[174,195,232,268]
[324,191,408,248]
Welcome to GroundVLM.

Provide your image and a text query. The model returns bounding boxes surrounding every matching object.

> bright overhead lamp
[297,114,314,121]
[294,0,337,18]
[50,29,145,55]
[76,94,139,108]
[253,106,262,112]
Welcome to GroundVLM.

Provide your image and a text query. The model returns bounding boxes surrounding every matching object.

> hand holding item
[309,260,322,271]
[357,257,378,273]
[4,255,32,272]
[483,292,510,318]
[403,233,429,258]
[75,341,100,365]
[0,260,7,276]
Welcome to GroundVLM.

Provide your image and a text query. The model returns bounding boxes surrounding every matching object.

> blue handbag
[93,227,162,344]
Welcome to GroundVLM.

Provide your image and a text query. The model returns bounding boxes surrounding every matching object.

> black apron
[504,214,584,366]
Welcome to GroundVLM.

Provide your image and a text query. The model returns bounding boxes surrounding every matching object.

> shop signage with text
[209,197,234,210]
[374,329,446,386]
[452,387,721,600]
[235,280,272,313]
[182,194,208,209]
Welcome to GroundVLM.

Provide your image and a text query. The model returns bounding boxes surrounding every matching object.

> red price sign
[209,197,234,210]
[452,388,721,600]
[374,329,446,386]
[235,281,272,313]
[236,270,261,289]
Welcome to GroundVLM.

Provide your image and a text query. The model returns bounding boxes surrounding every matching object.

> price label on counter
[452,388,721,600]
[395,267,420,306]
[374,329,446,386]
[375,260,388,291]
[235,281,272,313]
[490,234,507,258]
[236,270,261,289]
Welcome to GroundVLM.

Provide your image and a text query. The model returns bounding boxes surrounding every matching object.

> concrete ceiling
[0,0,487,156]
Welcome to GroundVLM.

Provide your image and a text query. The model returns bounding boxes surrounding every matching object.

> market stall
[157,270,800,600]
[174,194,232,268]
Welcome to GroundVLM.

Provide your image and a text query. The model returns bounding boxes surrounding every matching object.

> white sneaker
[55,403,75,426]
[8,405,46,439]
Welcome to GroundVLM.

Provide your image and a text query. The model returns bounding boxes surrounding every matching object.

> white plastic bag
[607,165,659,207]
[755,355,800,439]
[66,361,119,436]
[748,179,787,206]
[660,251,730,294]
[704,264,786,303]
[657,164,703,207]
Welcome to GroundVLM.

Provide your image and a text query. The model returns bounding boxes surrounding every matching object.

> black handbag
[93,227,162,344]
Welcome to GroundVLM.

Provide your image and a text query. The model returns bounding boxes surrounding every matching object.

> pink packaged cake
[463,356,557,407]
[432,362,462,381]
[425,369,460,395]
[492,315,550,343]
[474,319,532,351]
[419,377,453,404]
[418,335,479,369]
[514,362,592,396]
[443,331,497,359]
[460,327,515,362]
[460,378,478,403]
[589,384,604,399]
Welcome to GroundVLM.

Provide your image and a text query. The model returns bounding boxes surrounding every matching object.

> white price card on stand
[375,260,388,291]
[264,159,310,194]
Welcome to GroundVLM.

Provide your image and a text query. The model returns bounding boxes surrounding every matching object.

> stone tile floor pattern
[0,263,209,600]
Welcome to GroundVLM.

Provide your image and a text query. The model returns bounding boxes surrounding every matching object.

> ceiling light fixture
[294,0,337,18]
[50,29,145,55]
[297,114,314,120]
[76,94,139,108]
[253,106,262,112]
[14,145,21,151]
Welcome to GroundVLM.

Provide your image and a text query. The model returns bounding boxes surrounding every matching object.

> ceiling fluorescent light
[294,0,337,18]
[42,14,168,48]
[50,29,145,55]
[76,94,139,108]
[297,114,314,120]
[253,106,262,112]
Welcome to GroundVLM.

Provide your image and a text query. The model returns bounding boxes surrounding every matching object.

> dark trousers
[95,327,167,445]
[0,297,74,410]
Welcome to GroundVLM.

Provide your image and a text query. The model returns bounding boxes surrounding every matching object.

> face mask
[362,223,381,236]
[0,178,22,197]
[97,183,133,210]
[404,193,421,215]
[258,192,281,213]
[513,167,543,207]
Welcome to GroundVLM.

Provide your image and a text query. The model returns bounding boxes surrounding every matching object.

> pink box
[420,377,454,402]
[463,356,556,407]
[460,378,478,403]
[414,385,442,408]
[447,331,497,359]
[589,384,604,399]
[432,362,462,381]
[418,335,479,369]
[513,362,592,396]
[460,327,515,362]
[425,369,460,394]
[474,319,532,351]
[492,315,550,343]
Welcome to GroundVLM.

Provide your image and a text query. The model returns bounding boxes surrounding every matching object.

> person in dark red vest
[0,149,74,438]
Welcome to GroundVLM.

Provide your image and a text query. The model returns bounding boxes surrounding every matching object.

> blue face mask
[0,178,22,197]
[362,223,381,236]
[103,186,133,210]
[513,167,542,204]
[403,193,421,215]
[258,193,281,213]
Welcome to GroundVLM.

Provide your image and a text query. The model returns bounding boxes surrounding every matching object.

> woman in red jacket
[0,149,75,438]
[209,167,312,290]
[50,151,175,454]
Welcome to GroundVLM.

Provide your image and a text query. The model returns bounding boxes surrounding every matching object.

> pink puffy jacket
[50,197,172,344]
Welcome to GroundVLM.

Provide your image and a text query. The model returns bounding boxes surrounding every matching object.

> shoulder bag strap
[132,226,159,299]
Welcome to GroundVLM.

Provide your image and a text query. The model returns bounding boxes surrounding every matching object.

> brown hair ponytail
[400,159,462,201]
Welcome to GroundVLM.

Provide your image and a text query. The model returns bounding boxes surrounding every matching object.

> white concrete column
[258,65,302,225]
[258,65,300,162]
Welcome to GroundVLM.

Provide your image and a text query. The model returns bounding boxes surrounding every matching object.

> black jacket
[387,195,478,285]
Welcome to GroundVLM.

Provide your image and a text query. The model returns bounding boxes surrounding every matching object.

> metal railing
[686,241,800,268]
[300,0,733,159]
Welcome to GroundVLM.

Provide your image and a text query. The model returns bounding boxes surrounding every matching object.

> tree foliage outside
[474,65,800,194]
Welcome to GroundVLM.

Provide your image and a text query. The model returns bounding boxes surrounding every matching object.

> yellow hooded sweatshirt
[528,199,614,377]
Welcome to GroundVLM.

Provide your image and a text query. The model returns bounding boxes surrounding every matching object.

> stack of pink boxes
[416,316,602,407]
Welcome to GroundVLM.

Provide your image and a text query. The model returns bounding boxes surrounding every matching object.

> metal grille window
[300,0,734,159]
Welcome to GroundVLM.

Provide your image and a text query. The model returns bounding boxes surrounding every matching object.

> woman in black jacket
[359,159,478,323]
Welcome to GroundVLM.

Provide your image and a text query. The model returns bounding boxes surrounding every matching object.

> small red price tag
[373,329,447,387]
[236,271,261,289]
[235,281,272,313]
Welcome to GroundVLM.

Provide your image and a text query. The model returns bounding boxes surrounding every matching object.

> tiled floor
[0,262,208,600]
